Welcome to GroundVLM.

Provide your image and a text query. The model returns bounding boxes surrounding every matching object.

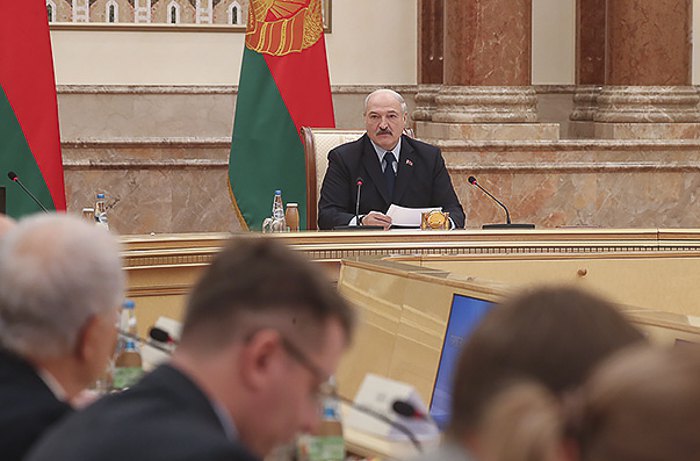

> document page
[386,204,442,227]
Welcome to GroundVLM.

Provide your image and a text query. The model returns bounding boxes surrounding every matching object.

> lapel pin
[405,159,413,167]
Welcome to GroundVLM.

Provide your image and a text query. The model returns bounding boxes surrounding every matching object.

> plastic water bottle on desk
[94,193,109,230]
[272,189,286,231]
[113,300,143,390]
[298,378,345,461]
[262,190,287,233]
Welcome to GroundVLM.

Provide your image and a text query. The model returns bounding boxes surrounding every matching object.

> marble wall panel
[57,86,418,140]
[606,0,691,85]
[65,164,244,235]
[576,0,606,85]
[57,85,700,234]
[442,141,700,229]
[58,87,236,140]
[62,139,700,234]
[418,0,444,84]
[443,0,531,86]
[537,90,575,137]
[57,85,575,139]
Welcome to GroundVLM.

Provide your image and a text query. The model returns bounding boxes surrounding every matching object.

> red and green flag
[229,0,335,230]
[0,1,66,217]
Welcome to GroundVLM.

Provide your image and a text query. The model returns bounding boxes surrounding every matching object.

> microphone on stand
[148,326,178,345]
[392,399,428,421]
[334,393,424,452]
[333,176,383,230]
[468,176,534,229]
[355,177,363,224]
[7,171,49,213]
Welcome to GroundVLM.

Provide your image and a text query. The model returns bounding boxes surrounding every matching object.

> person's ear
[75,314,101,363]
[238,329,284,391]
[72,314,112,389]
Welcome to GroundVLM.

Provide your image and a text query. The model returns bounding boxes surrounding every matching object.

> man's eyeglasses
[280,335,336,403]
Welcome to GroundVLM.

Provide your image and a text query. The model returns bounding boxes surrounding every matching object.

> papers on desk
[344,374,440,442]
[386,204,442,228]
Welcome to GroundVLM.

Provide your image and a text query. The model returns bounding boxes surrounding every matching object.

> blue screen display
[429,294,494,429]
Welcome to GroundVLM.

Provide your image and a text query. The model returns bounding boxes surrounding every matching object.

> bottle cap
[96,193,105,199]
[122,299,135,309]
[287,203,298,207]
[275,189,282,195]
[323,406,336,419]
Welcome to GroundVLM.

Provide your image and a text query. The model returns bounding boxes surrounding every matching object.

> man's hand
[362,211,392,230]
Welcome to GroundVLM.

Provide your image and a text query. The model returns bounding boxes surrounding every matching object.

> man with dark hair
[28,237,355,461]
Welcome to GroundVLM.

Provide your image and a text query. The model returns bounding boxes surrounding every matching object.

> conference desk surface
[121,228,700,270]
[119,228,700,339]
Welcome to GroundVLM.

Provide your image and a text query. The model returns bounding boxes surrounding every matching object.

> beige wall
[532,0,575,84]
[51,30,243,85]
[49,1,700,87]
[50,0,417,86]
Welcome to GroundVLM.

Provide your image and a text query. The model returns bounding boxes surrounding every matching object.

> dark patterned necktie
[383,151,396,200]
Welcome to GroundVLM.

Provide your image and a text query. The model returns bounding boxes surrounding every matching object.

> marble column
[414,0,444,125]
[569,0,605,138]
[594,0,700,139]
[417,0,559,141]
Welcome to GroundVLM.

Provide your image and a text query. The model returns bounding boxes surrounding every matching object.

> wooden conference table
[121,228,700,459]
[121,227,700,334]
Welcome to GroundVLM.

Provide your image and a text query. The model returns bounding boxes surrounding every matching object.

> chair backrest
[302,127,365,230]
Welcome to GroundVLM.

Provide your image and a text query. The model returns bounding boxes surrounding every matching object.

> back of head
[477,345,700,461]
[0,213,125,359]
[449,285,645,436]
[477,382,562,461]
[180,236,355,352]
[573,345,700,461]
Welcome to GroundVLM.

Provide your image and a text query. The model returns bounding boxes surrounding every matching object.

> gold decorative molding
[121,229,700,271]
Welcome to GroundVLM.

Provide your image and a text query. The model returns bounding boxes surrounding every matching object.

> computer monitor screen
[430,293,494,428]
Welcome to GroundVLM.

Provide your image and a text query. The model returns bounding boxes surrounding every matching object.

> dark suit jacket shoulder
[318,134,465,229]
[27,365,259,461]
[0,349,72,461]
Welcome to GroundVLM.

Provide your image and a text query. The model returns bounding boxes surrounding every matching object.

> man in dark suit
[318,89,465,230]
[0,214,125,461]
[28,237,356,461]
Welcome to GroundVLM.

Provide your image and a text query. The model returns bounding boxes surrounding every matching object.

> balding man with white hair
[318,88,465,230]
[0,213,125,461]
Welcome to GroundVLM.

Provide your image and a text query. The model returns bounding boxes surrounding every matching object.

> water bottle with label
[94,193,109,230]
[272,190,287,232]
[298,378,345,461]
[113,300,143,390]
[263,190,287,233]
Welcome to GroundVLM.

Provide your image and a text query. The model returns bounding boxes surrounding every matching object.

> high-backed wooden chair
[302,127,365,230]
